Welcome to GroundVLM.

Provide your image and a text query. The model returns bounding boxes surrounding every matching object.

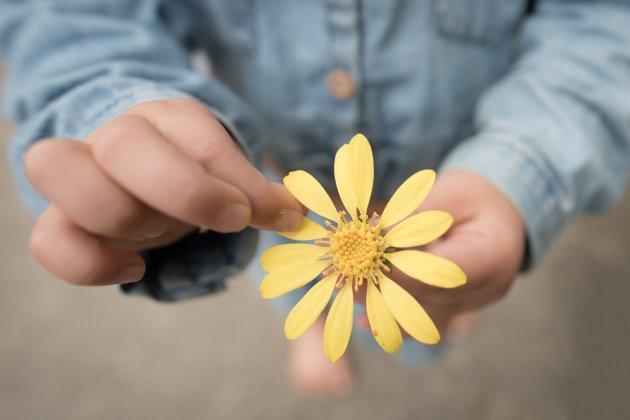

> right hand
[24,98,303,286]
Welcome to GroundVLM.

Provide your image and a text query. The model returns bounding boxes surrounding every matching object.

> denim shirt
[1,0,630,300]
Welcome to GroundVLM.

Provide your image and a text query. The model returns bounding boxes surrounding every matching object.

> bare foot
[448,311,478,342]
[288,316,354,398]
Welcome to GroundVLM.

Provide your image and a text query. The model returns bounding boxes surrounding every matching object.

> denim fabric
[2,0,630,279]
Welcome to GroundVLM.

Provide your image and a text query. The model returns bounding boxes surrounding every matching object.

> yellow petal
[259,260,330,299]
[323,281,354,362]
[284,274,337,340]
[277,217,329,241]
[349,134,373,217]
[384,210,453,248]
[379,274,440,344]
[386,250,467,288]
[366,280,403,353]
[334,144,358,218]
[379,170,436,228]
[284,170,340,223]
[260,243,328,272]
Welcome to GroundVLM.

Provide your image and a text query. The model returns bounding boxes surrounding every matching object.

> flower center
[325,212,388,290]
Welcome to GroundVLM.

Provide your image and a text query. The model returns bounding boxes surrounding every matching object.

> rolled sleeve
[8,78,256,213]
[441,132,571,267]
[0,0,261,212]
[442,1,630,267]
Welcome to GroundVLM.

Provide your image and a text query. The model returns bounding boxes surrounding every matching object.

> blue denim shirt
[2,0,630,299]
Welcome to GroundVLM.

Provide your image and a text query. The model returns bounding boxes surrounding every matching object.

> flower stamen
[328,211,388,289]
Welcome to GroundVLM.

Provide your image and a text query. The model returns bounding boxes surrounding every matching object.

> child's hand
[362,170,526,335]
[24,98,303,286]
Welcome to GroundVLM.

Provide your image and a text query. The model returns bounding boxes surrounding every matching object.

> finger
[30,206,145,286]
[25,138,170,240]
[103,220,196,252]
[425,227,490,282]
[356,308,449,338]
[356,292,462,337]
[126,99,303,231]
[90,114,251,233]
[405,265,512,319]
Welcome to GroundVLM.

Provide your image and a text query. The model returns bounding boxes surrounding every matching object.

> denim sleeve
[0,0,260,300]
[441,0,630,267]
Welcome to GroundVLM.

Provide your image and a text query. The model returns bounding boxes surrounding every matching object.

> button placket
[324,0,361,143]
[327,68,356,100]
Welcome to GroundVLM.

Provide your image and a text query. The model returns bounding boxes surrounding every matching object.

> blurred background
[1,66,629,420]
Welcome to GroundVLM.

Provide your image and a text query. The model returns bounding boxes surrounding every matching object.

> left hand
[360,169,526,335]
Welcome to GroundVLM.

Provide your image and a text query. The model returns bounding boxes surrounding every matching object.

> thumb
[423,227,491,290]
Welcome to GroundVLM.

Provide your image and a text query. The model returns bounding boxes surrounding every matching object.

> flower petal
[379,274,440,344]
[323,281,354,362]
[384,210,453,248]
[260,243,328,272]
[277,217,330,241]
[334,144,358,218]
[259,260,330,299]
[366,280,403,353]
[284,170,340,223]
[349,134,373,217]
[386,250,466,288]
[379,170,436,228]
[284,274,337,340]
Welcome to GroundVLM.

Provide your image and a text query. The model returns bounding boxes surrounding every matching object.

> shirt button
[327,68,356,100]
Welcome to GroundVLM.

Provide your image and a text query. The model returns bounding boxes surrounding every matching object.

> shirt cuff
[121,227,259,302]
[440,132,572,269]
[72,84,256,164]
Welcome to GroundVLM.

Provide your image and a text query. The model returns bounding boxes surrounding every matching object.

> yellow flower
[259,134,466,361]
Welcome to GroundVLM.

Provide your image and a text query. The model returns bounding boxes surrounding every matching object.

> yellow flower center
[324,212,389,290]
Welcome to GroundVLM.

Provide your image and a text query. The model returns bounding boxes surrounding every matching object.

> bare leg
[448,311,477,341]
[288,316,354,398]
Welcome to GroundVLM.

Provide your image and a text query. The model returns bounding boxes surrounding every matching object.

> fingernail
[141,218,169,239]
[119,264,145,284]
[218,203,251,231]
[273,208,303,232]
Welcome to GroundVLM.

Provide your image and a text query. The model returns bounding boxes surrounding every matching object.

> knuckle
[111,208,168,240]
[99,202,147,236]
[90,119,133,162]
[192,142,224,172]
[29,221,83,285]
[65,272,93,286]
[125,98,203,119]
[73,258,108,286]
[493,277,514,300]
[29,222,54,266]
[24,140,62,187]
[117,216,146,237]
[125,100,172,117]
[174,177,209,217]
[63,242,111,286]
[29,214,102,286]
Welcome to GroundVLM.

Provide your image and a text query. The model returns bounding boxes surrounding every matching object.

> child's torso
[197,0,529,196]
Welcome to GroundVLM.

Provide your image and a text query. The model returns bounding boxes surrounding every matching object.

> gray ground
[1,90,629,420]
